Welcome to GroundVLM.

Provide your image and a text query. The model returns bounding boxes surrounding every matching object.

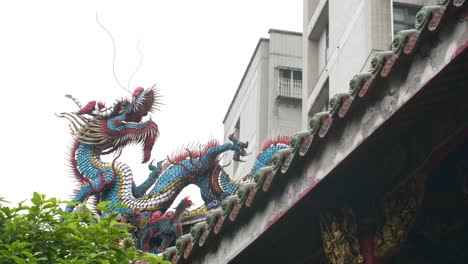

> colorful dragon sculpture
[58,86,290,252]
[126,197,193,253]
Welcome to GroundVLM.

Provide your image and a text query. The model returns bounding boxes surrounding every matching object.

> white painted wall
[223,40,267,178]
[303,0,402,125]
[268,30,303,136]
[224,30,303,181]
[328,0,372,96]
[276,100,302,136]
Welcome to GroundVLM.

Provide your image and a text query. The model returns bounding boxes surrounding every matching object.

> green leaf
[21,250,33,258]
[0,249,12,257]
[11,241,32,250]
[0,193,153,263]
[11,256,26,264]
[95,201,111,212]
[31,192,42,206]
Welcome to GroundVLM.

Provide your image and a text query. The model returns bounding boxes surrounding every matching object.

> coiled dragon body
[58,86,290,252]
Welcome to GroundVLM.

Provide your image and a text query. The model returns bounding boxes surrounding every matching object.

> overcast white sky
[0,1,302,208]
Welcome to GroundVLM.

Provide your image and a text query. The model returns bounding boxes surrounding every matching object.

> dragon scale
[59,86,290,252]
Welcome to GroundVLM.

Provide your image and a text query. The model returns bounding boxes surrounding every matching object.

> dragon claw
[229,134,249,162]
[61,85,293,254]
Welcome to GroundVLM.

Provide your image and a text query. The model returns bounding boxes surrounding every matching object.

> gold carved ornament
[320,208,364,264]
[373,173,426,257]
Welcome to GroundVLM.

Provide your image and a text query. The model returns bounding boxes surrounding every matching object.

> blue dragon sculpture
[58,86,290,252]
[126,197,193,253]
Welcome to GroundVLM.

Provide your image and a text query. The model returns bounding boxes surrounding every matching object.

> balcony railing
[278,78,302,99]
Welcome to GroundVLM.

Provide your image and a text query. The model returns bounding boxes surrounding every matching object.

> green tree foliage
[0,193,171,264]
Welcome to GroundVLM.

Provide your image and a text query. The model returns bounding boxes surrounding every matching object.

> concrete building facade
[302,0,438,128]
[162,2,467,263]
[223,29,302,180]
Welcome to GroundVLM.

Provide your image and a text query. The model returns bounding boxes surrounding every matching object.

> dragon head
[60,86,161,163]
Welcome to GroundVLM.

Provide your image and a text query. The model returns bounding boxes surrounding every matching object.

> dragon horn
[65,94,83,109]
[55,112,81,133]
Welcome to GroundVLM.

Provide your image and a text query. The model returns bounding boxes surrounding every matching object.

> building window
[278,68,302,99]
[393,4,420,35]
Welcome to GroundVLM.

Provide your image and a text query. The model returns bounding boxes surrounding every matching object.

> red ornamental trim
[214,216,225,235]
[199,139,222,160]
[245,188,256,207]
[262,171,274,192]
[229,203,241,221]
[339,97,354,118]
[299,134,313,156]
[319,117,333,138]
[198,229,208,247]
[381,54,397,77]
[404,32,420,54]
[258,136,291,158]
[183,240,192,259]
[429,8,445,31]
[162,140,219,172]
[358,76,375,97]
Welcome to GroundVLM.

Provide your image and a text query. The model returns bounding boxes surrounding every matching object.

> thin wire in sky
[95,12,131,94]
[127,41,144,91]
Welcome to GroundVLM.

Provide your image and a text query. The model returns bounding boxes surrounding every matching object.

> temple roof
[163,1,468,262]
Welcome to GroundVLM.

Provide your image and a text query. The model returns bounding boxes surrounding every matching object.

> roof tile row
[162,1,466,262]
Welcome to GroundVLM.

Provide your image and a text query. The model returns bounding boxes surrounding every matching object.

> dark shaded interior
[230,47,467,264]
